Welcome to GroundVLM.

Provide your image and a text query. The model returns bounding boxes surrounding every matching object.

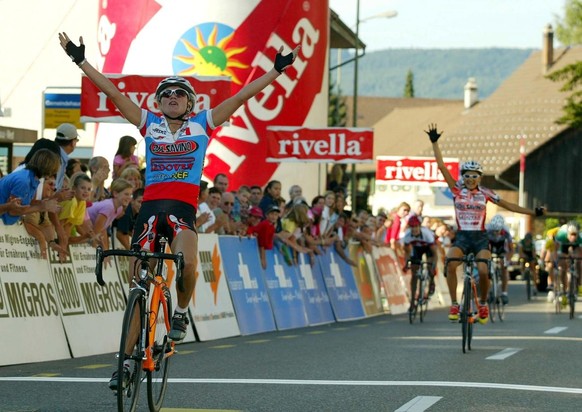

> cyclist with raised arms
[58,32,299,389]
[486,214,514,304]
[401,215,438,312]
[555,221,582,299]
[426,124,544,323]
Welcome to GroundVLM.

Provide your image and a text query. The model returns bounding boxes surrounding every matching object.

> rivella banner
[96,0,328,189]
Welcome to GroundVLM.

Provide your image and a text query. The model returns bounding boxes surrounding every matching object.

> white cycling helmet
[460,160,483,175]
[155,76,196,119]
[566,220,579,234]
[489,214,505,231]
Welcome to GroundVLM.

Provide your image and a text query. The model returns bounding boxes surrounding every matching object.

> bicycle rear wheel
[488,275,496,323]
[525,269,532,301]
[461,275,472,353]
[117,289,144,412]
[147,286,173,412]
[419,275,429,323]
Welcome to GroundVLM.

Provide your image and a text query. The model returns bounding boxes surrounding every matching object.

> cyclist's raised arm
[211,45,300,127]
[496,198,545,217]
[58,33,142,127]
[425,124,456,189]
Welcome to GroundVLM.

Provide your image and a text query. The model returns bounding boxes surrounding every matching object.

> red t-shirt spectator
[248,219,276,250]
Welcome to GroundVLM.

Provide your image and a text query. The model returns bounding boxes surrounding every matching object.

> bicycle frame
[95,239,185,411]
[446,254,490,353]
[407,259,432,324]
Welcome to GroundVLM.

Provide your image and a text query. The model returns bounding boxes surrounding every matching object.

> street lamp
[350,1,397,212]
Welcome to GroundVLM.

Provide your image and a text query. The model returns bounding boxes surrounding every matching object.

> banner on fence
[296,253,335,326]
[218,237,276,335]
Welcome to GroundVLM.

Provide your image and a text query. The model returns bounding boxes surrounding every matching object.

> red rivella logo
[278,132,362,156]
[376,157,459,184]
[266,127,374,162]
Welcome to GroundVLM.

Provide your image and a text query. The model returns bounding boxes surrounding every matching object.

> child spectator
[246,206,264,234]
[59,172,98,247]
[248,205,279,269]
[87,178,134,250]
[113,135,139,178]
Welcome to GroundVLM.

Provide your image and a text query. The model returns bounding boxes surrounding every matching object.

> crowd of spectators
[0,123,457,269]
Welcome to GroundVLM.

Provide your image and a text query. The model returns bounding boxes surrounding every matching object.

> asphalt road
[1,281,581,412]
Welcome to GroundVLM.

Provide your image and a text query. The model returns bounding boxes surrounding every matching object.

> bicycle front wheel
[488,275,496,323]
[461,275,472,353]
[569,274,576,320]
[117,289,145,412]
[147,286,173,412]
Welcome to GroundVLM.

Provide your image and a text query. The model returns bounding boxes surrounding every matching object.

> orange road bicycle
[95,237,185,412]
[446,254,490,353]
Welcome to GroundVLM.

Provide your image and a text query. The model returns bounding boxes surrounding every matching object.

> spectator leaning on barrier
[113,187,144,250]
[22,175,69,260]
[198,187,225,234]
[195,181,212,232]
[0,149,61,225]
[86,178,134,250]
[248,205,279,269]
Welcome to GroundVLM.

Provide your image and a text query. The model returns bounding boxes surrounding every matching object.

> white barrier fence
[0,222,444,366]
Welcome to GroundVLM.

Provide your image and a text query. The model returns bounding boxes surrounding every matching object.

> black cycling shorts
[453,230,489,256]
[410,245,434,264]
[131,200,196,252]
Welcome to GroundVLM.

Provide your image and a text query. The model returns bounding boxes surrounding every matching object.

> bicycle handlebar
[95,246,185,289]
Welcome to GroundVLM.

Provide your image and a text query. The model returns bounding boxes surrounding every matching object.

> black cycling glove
[425,124,442,143]
[535,207,545,217]
[65,40,85,66]
[274,49,295,73]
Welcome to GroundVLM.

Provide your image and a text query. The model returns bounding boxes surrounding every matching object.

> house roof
[417,46,581,175]
[354,45,582,178]
[344,96,459,128]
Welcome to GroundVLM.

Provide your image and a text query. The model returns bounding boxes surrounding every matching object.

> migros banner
[96,0,328,189]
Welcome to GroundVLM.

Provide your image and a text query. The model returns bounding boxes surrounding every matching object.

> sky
[329,0,567,51]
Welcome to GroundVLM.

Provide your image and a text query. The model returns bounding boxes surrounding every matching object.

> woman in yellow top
[542,226,560,293]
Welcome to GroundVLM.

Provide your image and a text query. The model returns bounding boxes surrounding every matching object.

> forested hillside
[332,48,535,99]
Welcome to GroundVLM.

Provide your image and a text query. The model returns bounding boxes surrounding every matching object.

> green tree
[403,69,415,98]
[328,82,347,127]
[548,0,582,127]
[555,0,582,45]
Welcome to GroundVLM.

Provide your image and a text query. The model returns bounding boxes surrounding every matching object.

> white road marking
[544,327,568,334]
[1,377,582,394]
[394,396,442,412]
[486,348,521,360]
[395,335,582,342]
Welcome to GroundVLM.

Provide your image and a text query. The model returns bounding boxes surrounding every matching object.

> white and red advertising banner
[266,126,374,163]
[376,156,459,185]
[80,75,231,123]
[96,0,329,189]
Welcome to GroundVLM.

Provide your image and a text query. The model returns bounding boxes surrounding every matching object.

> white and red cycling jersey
[452,180,500,231]
[138,109,216,209]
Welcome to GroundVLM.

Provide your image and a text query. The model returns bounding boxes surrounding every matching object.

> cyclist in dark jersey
[486,214,514,304]
[59,32,299,389]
